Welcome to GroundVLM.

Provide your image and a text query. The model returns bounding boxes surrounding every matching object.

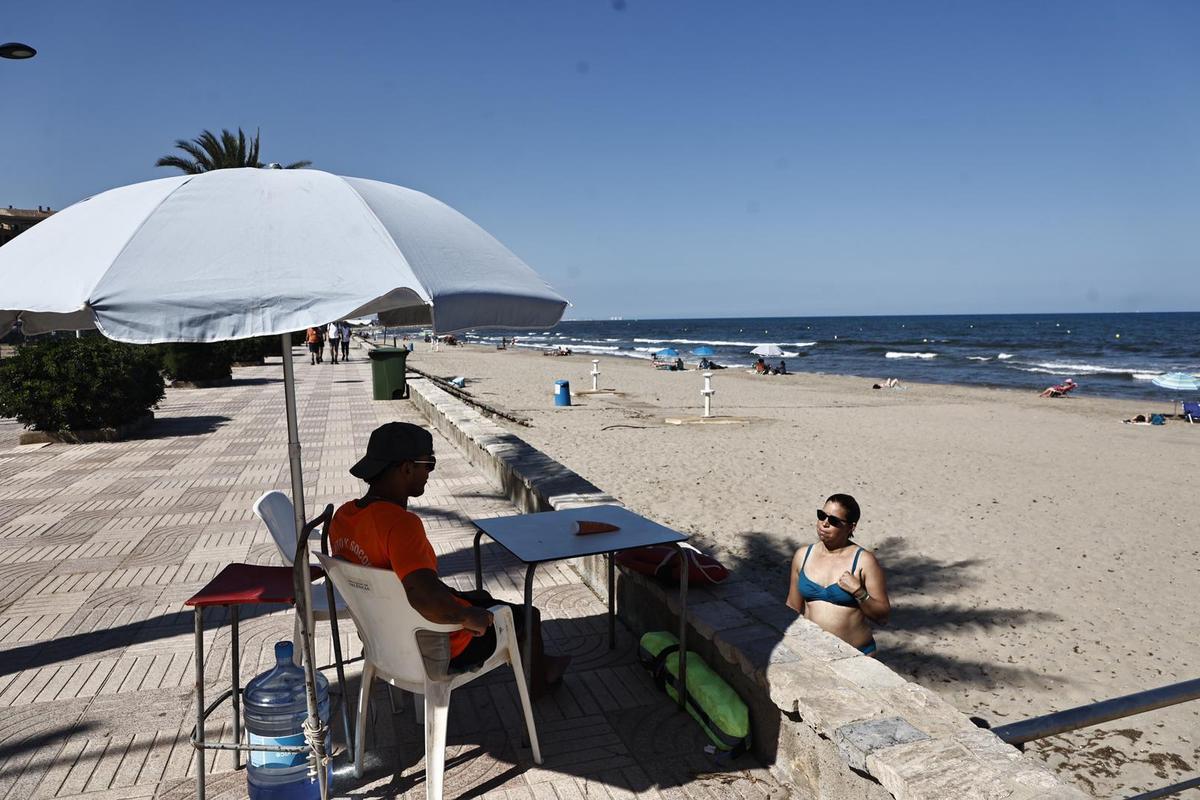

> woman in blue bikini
[785,494,890,655]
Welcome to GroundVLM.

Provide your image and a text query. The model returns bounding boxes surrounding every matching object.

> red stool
[185,563,324,800]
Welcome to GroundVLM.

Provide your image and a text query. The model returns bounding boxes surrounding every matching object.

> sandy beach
[402,341,1199,798]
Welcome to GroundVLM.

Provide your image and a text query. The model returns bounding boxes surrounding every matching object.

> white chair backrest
[254,490,298,566]
[316,552,460,683]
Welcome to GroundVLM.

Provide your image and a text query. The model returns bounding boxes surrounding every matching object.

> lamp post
[0,42,37,59]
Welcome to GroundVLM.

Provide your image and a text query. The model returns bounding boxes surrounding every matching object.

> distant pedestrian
[326,322,341,364]
[339,321,351,361]
[306,327,322,365]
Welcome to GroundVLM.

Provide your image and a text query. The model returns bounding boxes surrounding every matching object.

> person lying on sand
[785,494,890,656]
[871,378,901,389]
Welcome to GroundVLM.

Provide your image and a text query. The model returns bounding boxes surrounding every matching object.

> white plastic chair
[253,490,351,653]
[315,552,541,800]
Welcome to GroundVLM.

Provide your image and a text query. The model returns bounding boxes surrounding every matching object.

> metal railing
[975,678,1200,800]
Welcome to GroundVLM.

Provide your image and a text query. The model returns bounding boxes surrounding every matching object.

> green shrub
[223,336,280,363]
[0,337,164,431]
[158,343,233,382]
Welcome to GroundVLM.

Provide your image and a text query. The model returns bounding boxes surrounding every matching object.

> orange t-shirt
[329,499,472,657]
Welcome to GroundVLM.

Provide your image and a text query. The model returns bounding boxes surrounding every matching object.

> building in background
[0,206,53,247]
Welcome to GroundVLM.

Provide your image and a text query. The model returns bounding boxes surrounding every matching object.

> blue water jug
[554,379,571,406]
[243,641,331,800]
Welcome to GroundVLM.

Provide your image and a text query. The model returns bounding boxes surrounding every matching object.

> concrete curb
[17,412,155,444]
[405,376,1090,800]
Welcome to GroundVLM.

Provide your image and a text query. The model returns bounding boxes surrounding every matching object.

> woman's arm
[838,551,890,624]
[785,549,805,613]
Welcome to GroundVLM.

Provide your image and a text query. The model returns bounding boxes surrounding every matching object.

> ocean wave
[966,356,991,362]
[1020,361,1156,376]
[1132,373,1161,381]
[567,345,626,355]
[997,353,1013,360]
[633,337,816,348]
[886,352,938,359]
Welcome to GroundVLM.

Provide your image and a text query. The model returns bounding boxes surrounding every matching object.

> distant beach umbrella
[751,344,784,357]
[656,347,680,358]
[1151,372,1199,416]
[692,346,716,356]
[1151,372,1200,392]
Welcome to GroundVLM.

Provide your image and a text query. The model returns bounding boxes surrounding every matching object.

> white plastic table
[472,504,690,706]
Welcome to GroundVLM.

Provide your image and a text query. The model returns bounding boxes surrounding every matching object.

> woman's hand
[837,571,864,596]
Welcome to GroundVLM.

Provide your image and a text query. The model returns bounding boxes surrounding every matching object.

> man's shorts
[447,589,531,673]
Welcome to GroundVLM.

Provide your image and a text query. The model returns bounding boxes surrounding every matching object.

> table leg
[194,607,206,800]
[607,553,616,650]
[674,543,688,710]
[523,563,537,686]
[473,529,485,591]
[230,606,241,770]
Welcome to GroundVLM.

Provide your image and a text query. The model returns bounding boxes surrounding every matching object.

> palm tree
[155,128,311,173]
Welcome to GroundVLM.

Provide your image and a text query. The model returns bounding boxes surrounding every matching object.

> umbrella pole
[280,334,329,800]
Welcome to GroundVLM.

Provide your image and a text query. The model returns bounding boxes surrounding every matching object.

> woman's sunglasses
[816,509,848,528]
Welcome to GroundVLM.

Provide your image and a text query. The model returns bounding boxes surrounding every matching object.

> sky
[3,1,1198,319]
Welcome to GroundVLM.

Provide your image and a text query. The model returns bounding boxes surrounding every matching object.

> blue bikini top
[797,544,863,608]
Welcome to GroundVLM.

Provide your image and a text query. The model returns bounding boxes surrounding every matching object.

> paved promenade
[0,343,790,800]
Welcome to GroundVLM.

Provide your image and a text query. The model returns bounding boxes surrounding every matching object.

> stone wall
[406,376,1089,800]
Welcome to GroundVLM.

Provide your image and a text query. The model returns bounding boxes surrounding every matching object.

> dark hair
[825,493,861,525]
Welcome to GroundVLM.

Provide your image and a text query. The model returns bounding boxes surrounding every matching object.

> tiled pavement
[0,342,792,800]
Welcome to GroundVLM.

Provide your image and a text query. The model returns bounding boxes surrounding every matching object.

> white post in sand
[701,371,715,417]
[591,359,601,391]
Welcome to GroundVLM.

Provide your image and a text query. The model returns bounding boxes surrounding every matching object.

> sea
[430,312,1199,402]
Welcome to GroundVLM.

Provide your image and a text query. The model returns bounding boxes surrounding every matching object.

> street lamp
[0,42,37,59]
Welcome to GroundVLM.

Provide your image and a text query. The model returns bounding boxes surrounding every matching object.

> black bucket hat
[349,422,434,481]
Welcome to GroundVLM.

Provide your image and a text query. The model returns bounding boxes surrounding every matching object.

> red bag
[616,544,729,585]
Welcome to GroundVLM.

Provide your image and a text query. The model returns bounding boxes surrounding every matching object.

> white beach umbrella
[751,343,784,357]
[0,166,568,798]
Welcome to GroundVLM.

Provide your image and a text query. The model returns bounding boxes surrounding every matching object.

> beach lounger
[1183,401,1200,423]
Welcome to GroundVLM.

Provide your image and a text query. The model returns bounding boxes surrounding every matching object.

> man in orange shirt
[330,422,568,690]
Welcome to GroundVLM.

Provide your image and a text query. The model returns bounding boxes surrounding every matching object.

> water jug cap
[275,641,294,662]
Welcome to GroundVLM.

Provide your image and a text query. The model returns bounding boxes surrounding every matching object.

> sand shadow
[730,531,1059,688]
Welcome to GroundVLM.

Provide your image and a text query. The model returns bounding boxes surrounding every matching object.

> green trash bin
[368,347,410,400]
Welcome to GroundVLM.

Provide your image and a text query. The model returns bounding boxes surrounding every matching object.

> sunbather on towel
[785,494,890,656]
[330,422,570,693]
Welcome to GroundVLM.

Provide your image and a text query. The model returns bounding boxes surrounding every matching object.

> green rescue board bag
[638,631,750,755]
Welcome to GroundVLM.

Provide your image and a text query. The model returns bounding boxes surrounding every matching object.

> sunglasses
[816,509,849,528]
[409,459,436,472]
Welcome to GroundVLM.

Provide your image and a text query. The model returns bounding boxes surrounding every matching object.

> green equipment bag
[638,631,750,755]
